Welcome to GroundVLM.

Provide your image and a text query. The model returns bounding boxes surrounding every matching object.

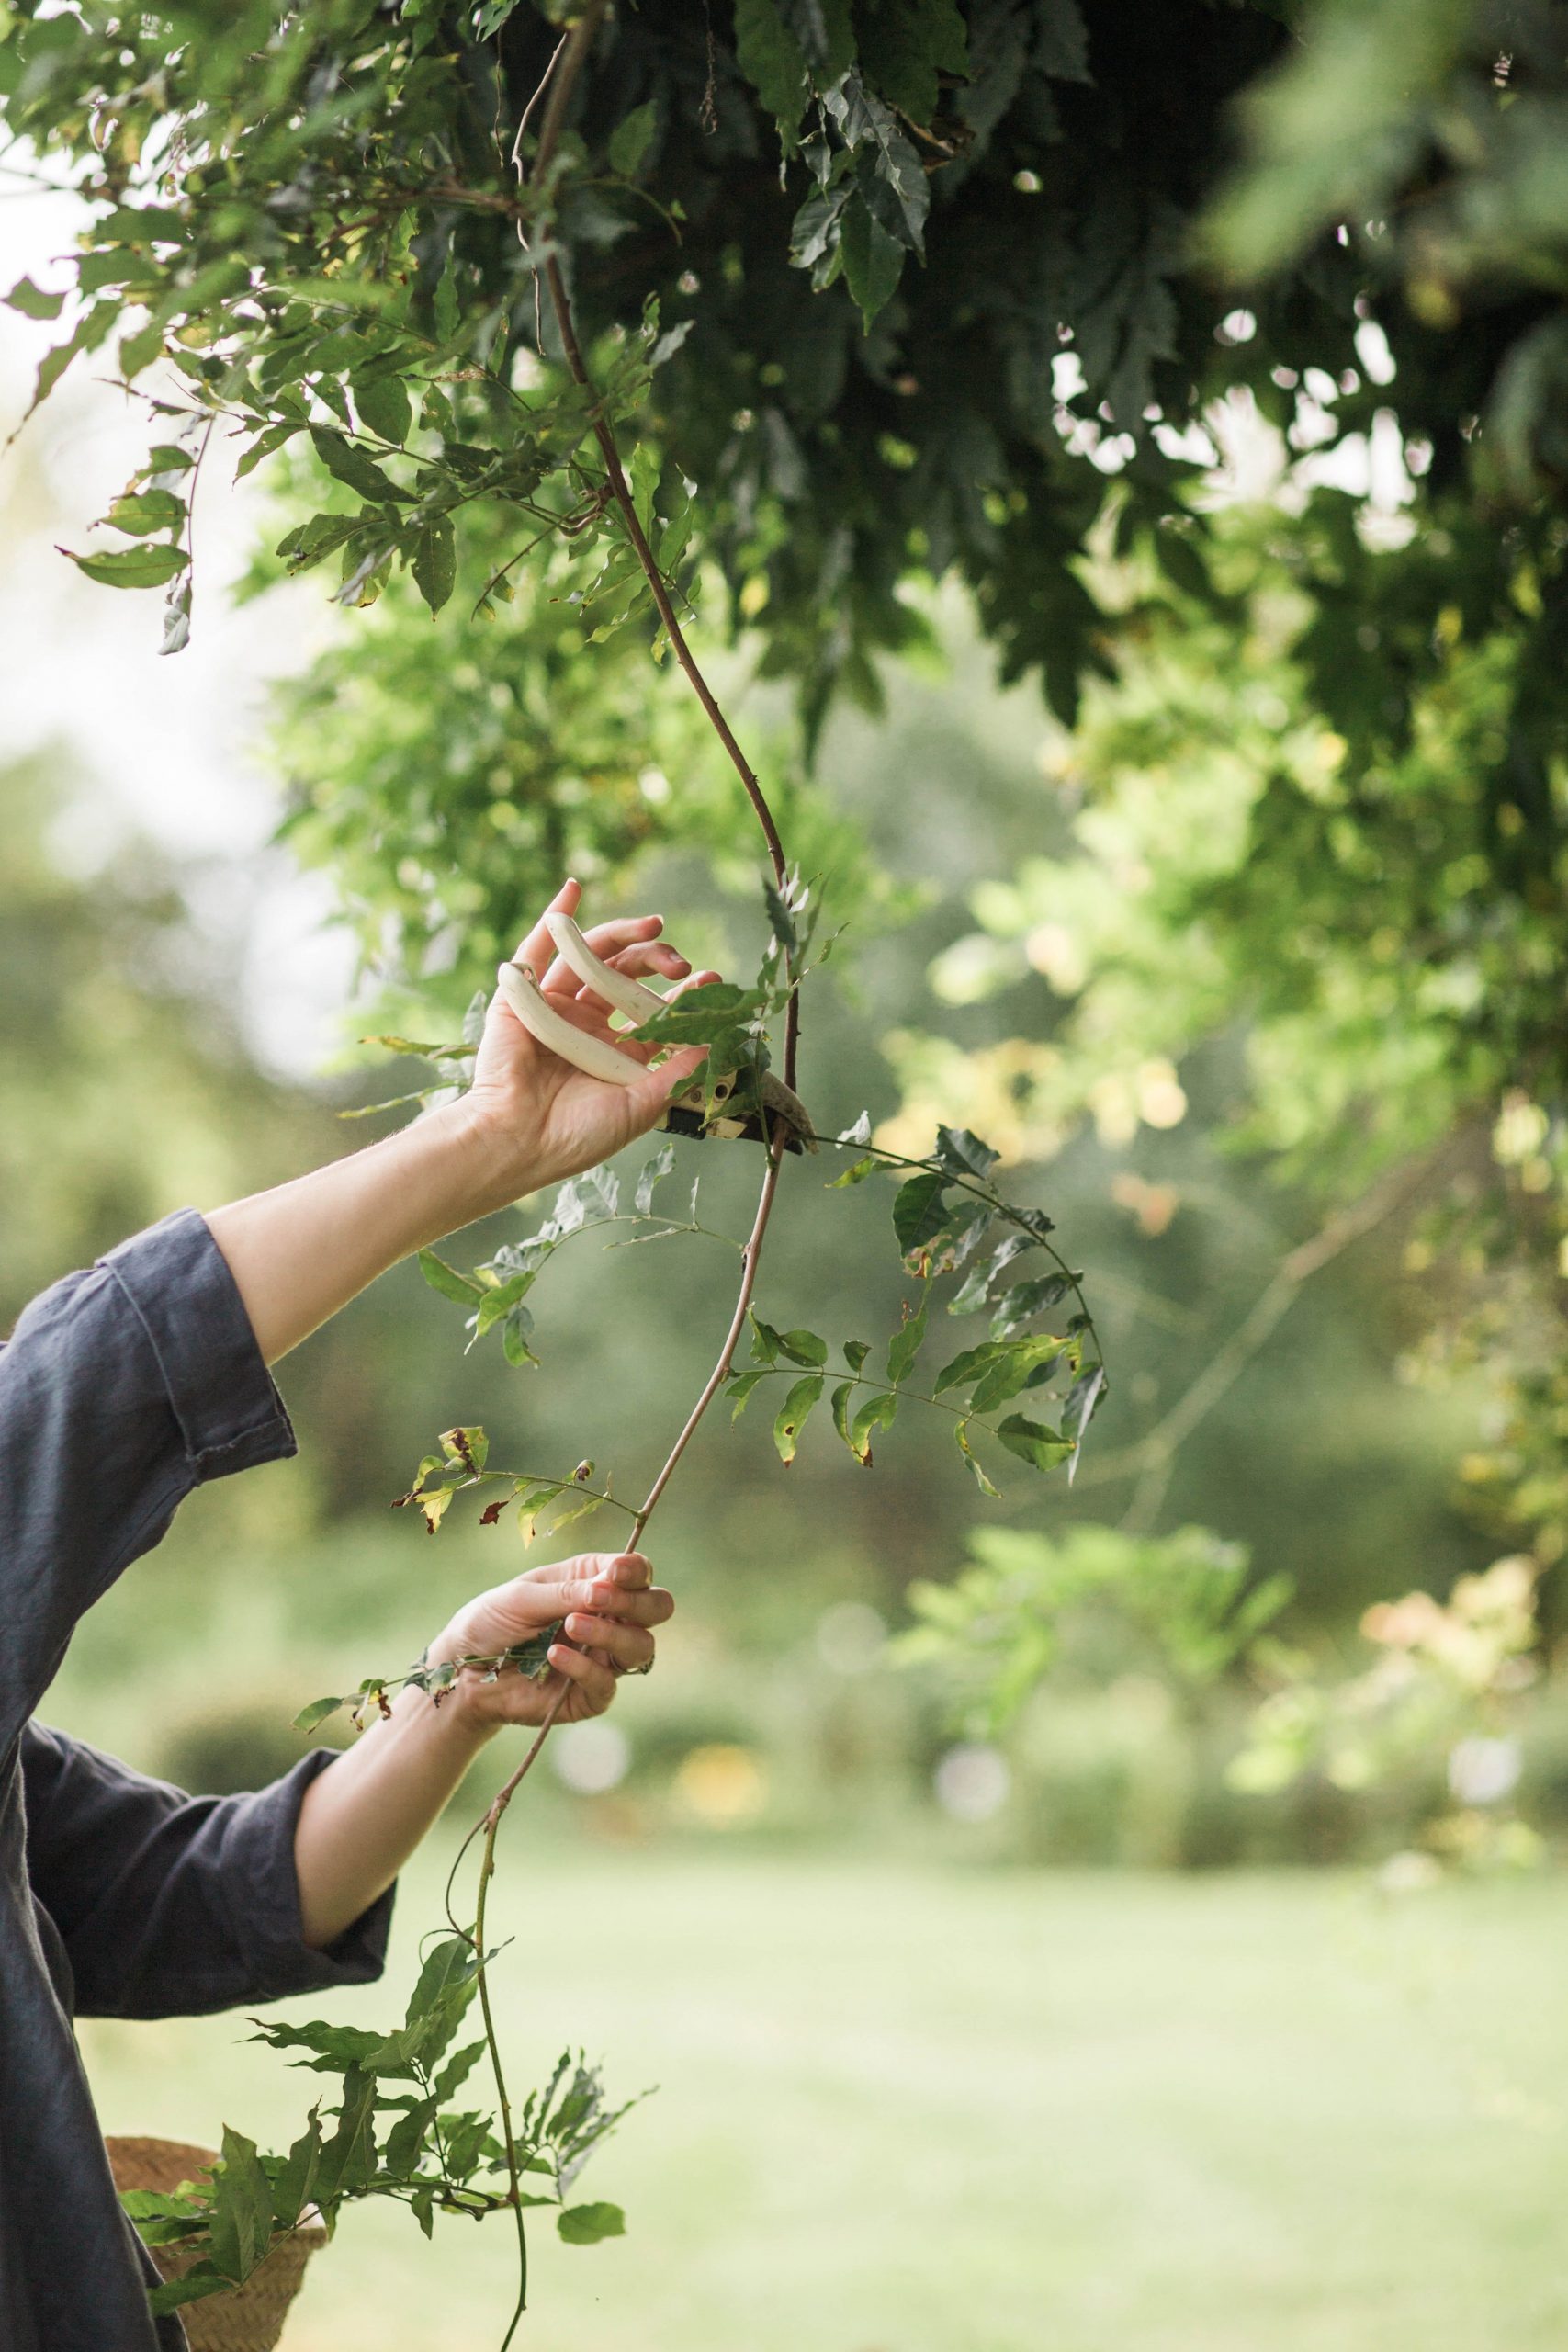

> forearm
[206,1100,514,1364]
[293,1681,497,1949]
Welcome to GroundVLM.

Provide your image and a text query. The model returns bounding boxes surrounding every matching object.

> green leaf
[60,541,186,590]
[291,1696,345,1735]
[558,2201,626,2245]
[773,1373,825,1464]
[855,0,967,121]
[310,425,412,504]
[502,1307,538,1369]
[418,1249,484,1305]
[851,1389,898,1464]
[749,1311,783,1365]
[990,1275,1076,1337]
[609,100,658,177]
[948,1235,1035,1316]
[843,1340,871,1373]
[353,372,412,445]
[412,515,457,615]
[635,1142,675,1214]
[840,192,905,325]
[829,1153,878,1187]
[776,1327,829,1368]
[892,1170,948,1258]
[105,489,186,537]
[5,275,65,320]
[830,1380,859,1456]
[205,2128,272,2285]
[439,1424,490,1473]
[968,1338,1066,1416]
[954,1420,1000,1497]
[728,1367,773,1420]
[886,1292,930,1386]
[734,0,810,131]
[996,1414,1076,1474]
[932,1340,1003,1397]
[934,1126,1000,1181]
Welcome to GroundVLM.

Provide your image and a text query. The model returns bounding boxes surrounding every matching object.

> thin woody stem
[460,18,807,2338]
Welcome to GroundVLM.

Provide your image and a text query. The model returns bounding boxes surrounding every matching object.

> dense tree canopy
[6,0,1568,1634]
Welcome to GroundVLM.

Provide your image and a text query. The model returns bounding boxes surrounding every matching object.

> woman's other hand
[425,1550,673,1732]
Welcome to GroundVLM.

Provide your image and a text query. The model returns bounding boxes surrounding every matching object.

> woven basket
[106,2137,327,2352]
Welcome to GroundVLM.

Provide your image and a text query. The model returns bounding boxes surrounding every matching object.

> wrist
[423,1096,541,1227]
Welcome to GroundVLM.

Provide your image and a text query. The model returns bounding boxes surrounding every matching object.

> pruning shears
[495,910,817,1155]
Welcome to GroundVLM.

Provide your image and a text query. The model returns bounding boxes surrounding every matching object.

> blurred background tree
[9,5,1568,2340]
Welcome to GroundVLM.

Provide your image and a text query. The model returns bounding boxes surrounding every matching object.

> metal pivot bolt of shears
[494,910,818,1155]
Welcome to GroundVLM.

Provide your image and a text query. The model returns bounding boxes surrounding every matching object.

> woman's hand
[425,1550,674,1733]
[462,878,720,1205]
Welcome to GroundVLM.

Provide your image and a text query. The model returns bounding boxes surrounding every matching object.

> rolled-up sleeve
[0,1210,294,1745]
[21,1724,393,2018]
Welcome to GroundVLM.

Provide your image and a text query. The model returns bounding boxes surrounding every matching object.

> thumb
[629,1045,707,1122]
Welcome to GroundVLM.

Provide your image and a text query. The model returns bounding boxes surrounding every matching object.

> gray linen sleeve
[22,1724,394,2018]
[0,1209,295,1743]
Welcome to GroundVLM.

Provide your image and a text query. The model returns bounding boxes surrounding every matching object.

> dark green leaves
[412,517,456,616]
[608,102,658,178]
[292,1695,347,1735]
[310,426,412,505]
[892,1170,949,1259]
[996,1415,1076,1473]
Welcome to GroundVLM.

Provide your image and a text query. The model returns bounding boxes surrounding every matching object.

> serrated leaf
[205,2129,272,2285]
[996,1414,1076,1473]
[418,1249,484,1305]
[773,1374,825,1464]
[558,2201,626,2245]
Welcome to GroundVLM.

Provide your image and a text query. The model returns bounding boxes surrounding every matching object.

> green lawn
[82,1851,1568,2352]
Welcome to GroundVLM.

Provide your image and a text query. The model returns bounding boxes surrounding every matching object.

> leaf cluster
[124,1934,636,2314]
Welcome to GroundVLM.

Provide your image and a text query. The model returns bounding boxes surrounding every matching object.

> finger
[572,944,694,1025]
[527,1551,651,1592]
[563,1613,656,1671]
[547,1642,616,1714]
[543,912,664,997]
[549,1577,670,1626]
[510,879,584,983]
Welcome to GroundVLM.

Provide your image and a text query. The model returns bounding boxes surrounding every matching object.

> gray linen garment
[0,1209,395,2349]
